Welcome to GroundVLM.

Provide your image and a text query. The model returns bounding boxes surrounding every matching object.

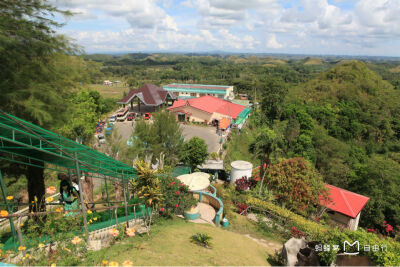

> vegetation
[129,111,184,166]
[190,232,213,248]
[179,136,209,171]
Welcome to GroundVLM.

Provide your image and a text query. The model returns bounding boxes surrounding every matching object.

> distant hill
[303,57,323,65]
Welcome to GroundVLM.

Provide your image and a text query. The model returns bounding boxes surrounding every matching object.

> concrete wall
[327,210,360,231]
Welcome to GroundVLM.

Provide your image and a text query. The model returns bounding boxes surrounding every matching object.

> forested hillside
[280,61,400,229]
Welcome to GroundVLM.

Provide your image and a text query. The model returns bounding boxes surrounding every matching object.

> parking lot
[112,120,220,153]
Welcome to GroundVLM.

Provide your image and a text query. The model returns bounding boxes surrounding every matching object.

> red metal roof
[168,95,245,119]
[118,84,176,106]
[320,184,369,218]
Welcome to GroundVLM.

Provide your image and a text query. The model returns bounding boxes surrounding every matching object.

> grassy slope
[83,218,276,266]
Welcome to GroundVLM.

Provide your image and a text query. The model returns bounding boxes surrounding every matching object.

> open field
[83,218,279,266]
[88,84,129,99]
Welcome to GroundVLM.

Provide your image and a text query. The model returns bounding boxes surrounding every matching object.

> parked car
[97,134,106,144]
[144,113,151,120]
[109,115,116,122]
[127,112,135,121]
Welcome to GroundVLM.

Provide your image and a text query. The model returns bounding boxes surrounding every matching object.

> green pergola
[0,111,138,245]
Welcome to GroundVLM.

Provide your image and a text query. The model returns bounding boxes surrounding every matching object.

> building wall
[327,210,360,231]
[169,106,233,124]
[225,86,234,99]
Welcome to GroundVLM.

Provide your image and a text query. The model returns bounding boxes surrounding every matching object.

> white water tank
[230,160,253,184]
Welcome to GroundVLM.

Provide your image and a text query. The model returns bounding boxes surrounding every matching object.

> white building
[163,83,234,100]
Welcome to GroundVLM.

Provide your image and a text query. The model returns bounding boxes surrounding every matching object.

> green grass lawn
[88,84,129,99]
[82,218,278,266]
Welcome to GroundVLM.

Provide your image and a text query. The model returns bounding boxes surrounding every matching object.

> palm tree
[249,127,278,195]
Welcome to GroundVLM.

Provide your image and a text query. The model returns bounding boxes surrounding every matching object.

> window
[200,93,205,97]
[190,93,196,97]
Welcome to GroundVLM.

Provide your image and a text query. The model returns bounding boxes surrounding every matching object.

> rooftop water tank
[230,160,253,184]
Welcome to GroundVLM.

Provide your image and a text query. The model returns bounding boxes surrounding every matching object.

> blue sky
[52,0,400,56]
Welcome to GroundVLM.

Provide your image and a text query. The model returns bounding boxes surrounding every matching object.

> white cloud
[266,34,283,49]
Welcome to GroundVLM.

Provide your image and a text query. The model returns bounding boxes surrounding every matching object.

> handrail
[208,184,217,196]
[192,190,224,225]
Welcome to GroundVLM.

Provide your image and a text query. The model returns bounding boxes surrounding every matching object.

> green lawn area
[83,218,279,266]
[87,84,129,99]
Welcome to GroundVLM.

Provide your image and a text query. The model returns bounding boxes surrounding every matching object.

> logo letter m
[343,241,360,255]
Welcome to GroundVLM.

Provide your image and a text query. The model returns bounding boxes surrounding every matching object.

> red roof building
[169,95,245,117]
[320,184,369,230]
[118,84,177,107]
[167,95,246,125]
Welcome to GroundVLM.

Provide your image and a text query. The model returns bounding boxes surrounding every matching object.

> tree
[260,78,288,124]
[130,111,184,166]
[132,161,162,235]
[0,0,77,211]
[265,158,328,214]
[249,127,278,194]
[179,137,208,171]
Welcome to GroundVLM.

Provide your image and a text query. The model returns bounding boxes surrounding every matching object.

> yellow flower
[71,236,82,245]
[46,197,54,203]
[102,260,109,266]
[34,196,38,202]
[0,210,9,217]
[19,222,24,227]
[51,263,56,267]
[56,207,63,213]
[89,219,93,223]
[93,217,98,221]
[122,260,133,266]
[25,254,30,258]
[38,243,45,248]
[109,261,119,266]
[64,248,71,253]
[6,196,13,201]
[87,210,92,214]
[18,246,26,251]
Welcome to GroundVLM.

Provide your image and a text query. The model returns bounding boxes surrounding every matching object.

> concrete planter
[184,206,200,220]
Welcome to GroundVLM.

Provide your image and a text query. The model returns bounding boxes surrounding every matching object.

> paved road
[181,124,220,153]
[113,120,220,153]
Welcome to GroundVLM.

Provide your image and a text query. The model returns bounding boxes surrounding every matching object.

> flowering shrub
[235,176,257,191]
[159,174,197,217]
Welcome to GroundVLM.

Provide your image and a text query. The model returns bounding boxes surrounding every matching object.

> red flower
[180,183,185,186]
[169,181,176,186]
[367,229,376,233]
[160,207,165,212]
[176,204,179,208]
[385,224,393,232]
[175,191,180,195]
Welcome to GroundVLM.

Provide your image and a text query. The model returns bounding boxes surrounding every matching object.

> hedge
[247,197,400,266]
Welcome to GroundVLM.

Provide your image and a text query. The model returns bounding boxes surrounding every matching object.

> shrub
[235,176,257,191]
[247,197,400,266]
[236,203,249,215]
[158,174,197,217]
[190,233,212,248]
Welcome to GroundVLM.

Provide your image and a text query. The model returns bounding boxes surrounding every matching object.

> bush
[158,174,197,217]
[190,233,212,248]
[235,176,257,191]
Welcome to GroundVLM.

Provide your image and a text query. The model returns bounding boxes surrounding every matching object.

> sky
[51,0,400,56]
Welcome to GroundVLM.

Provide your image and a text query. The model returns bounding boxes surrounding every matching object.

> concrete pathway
[189,203,216,225]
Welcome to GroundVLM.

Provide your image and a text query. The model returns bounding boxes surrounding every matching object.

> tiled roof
[219,117,230,129]
[118,84,177,106]
[320,184,370,218]
[168,95,246,119]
